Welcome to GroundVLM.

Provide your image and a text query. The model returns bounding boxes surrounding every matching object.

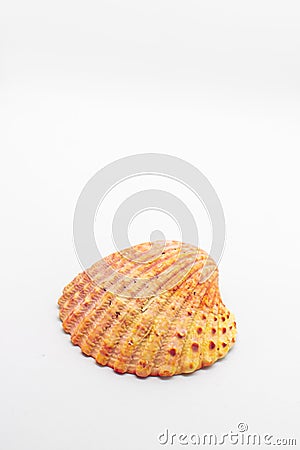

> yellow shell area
[58,241,236,377]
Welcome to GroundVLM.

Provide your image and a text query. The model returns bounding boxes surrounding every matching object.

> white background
[1,1,300,449]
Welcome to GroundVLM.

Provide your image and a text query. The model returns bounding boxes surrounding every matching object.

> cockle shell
[58,241,236,377]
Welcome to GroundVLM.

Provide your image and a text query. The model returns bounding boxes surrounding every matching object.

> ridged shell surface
[58,241,236,377]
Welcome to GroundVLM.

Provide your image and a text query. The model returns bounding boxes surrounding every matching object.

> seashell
[58,241,236,377]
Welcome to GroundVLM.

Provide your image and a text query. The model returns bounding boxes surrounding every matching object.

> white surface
[1,1,300,449]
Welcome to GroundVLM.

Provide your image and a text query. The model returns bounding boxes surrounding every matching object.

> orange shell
[58,241,236,377]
